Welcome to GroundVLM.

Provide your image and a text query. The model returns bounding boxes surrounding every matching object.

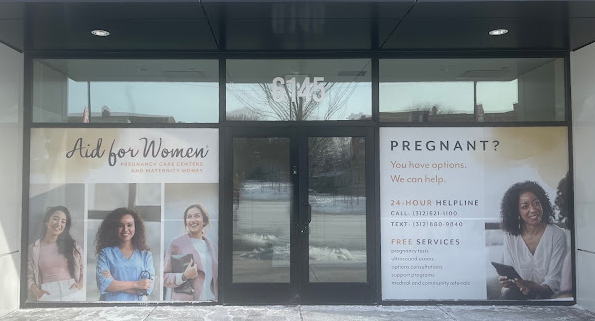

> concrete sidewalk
[2,305,594,321]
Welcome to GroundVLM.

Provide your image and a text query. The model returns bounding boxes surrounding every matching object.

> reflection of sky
[67,81,219,123]
[380,80,518,114]
[226,82,372,120]
[66,78,518,122]
[477,81,518,113]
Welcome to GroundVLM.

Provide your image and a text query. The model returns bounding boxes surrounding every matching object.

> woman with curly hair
[499,181,566,300]
[95,208,155,301]
[163,204,218,301]
[27,206,84,301]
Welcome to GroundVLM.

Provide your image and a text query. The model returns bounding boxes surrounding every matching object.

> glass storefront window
[379,58,566,122]
[32,59,219,123]
[232,137,291,283]
[226,59,372,121]
[28,128,220,303]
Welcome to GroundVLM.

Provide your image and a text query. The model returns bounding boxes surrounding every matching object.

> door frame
[221,126,377,304]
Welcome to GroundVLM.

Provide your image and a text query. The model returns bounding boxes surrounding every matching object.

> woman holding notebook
[163,203,218,301]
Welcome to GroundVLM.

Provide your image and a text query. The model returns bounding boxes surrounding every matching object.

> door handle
[304,202,311,225]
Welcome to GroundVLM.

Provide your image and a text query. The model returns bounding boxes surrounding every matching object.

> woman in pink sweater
[27,206,84,301]
[163,204,218,301]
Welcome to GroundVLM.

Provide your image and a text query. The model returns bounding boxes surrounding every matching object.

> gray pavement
[2,305,595,321]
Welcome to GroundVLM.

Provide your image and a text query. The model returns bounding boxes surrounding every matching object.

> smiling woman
[163,203,218,301]
[497,181,567,300]
[27,206,85,301]
[95,208,155,301]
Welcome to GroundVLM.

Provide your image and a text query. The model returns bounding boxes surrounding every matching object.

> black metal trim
[220,127,233,304]
[222,121,376,127]
[297,126,377,304]
[221,126,298,304]
[217,126,225,304]
[22,301,220,308]
[374,125,382,304]
[380,300,576,306]
[378,0,416,50]
[219,58,226,124]
[25,50,568,60]
[29,123,220,128]
[20,51,33,309]
[564,53,577,304]
[377,121,570,128]
[372,58,379,123]
[297,130,307,302]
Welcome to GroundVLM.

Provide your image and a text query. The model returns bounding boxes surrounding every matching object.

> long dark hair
[500,181,553,235]
[95,208,149,255]
[554,172,571,229]
[41,206,77,278]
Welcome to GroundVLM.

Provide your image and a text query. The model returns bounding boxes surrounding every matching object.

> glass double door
[223,127,376,304]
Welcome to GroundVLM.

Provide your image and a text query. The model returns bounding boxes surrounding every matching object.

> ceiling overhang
[1,1,595,53]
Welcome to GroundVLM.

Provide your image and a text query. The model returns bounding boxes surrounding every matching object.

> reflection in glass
[308,137,366,282]
[232,138,291,283]
[379,81,474,122]
[226,59,372,121]
[33,59,219,123]
[379,58,566,122]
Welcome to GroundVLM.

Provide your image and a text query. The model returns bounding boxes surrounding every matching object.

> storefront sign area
[380,127,572,301]
[29,128,219,184]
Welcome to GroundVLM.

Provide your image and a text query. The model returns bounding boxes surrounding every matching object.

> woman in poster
[499,181,566,300]
[95,208,155,301]
[27,206,84,301]
[163,203,218,301]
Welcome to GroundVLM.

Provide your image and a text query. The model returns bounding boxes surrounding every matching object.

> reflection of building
[67,111,176,123]
[381,105,521,122]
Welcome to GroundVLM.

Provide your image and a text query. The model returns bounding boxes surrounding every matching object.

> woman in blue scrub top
[95,208,155,301]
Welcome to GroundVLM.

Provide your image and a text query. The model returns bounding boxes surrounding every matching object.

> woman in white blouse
[163,204,218,301]
[498,181,566,300]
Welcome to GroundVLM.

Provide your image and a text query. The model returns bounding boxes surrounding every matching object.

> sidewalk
[2,305,594,321]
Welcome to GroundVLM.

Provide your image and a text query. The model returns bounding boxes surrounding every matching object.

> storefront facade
[1,0,595,311]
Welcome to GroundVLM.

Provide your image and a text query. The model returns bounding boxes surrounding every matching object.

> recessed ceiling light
[489,29,508,36]
[91,29,110,37]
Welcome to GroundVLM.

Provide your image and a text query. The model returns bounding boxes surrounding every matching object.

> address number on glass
[272,77,326,103]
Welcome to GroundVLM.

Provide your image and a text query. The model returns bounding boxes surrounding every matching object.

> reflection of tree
[233,138,291,193]
[405,102,455,115]
[309,137,365,207]
[554,172,571,229]
[228,81,360,121]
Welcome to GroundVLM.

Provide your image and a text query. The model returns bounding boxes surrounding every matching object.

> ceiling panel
[1,1,595,52]
[201,1,415,20]
[0,19,23,52]
[216,18,400,51]
[27,2,219,51]
[202,1,411,50]
[0,2,24,20]
[382,17,569,50]
[30,19,218,51]
[570,18,595,50]
[410,1,572,19]
[0,3,24,51]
